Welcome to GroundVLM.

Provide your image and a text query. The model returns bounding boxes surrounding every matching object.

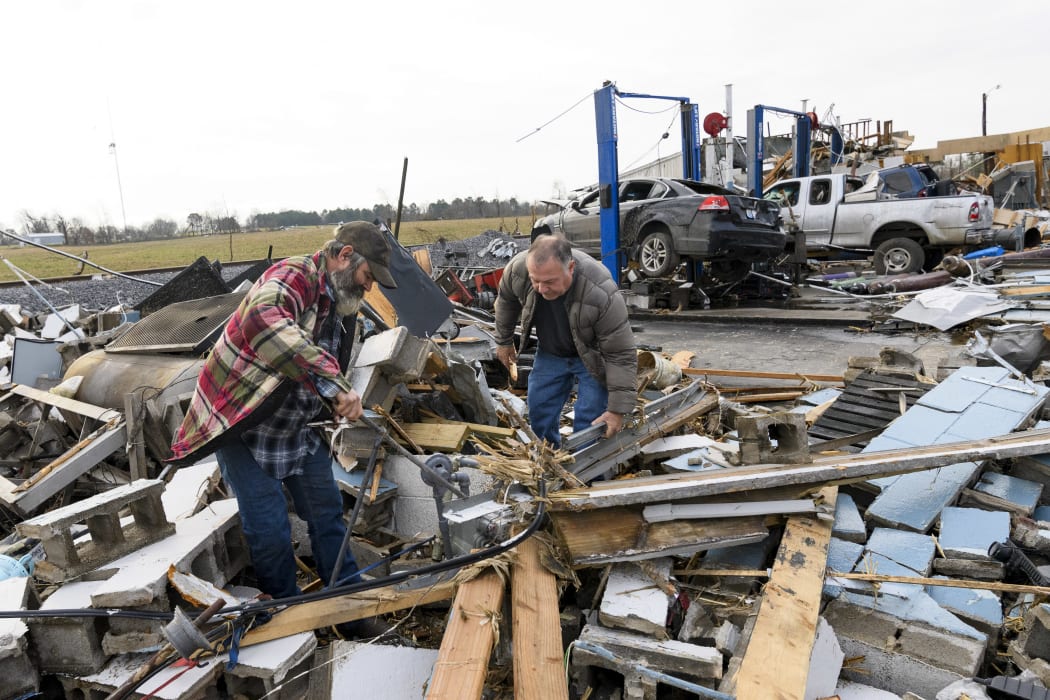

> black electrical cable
[0,481,548,623]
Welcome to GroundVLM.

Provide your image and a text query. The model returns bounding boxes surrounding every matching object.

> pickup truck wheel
[637,231,679,277]
[874,238,925,275]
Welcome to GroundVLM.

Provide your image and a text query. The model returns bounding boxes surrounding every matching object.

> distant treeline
[248,196,536,230]
[11,196,539,245]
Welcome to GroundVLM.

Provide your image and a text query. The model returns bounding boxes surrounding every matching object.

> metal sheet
[106,292,244,354]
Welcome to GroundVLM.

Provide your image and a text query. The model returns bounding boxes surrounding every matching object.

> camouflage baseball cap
[333,221,397,289]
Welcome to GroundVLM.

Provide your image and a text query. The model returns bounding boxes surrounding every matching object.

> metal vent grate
[106,292,245,354]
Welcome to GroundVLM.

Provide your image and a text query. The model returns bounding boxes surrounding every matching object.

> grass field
[0,216,533,283]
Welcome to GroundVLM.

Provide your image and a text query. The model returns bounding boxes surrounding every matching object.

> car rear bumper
[676,219,787,259]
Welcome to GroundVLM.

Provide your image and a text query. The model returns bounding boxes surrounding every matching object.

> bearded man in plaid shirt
[170,221,397,600]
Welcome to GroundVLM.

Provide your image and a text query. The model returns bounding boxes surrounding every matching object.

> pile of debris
[9,235,1050,700]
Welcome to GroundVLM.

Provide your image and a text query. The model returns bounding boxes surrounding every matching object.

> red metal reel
[703,112,728,138]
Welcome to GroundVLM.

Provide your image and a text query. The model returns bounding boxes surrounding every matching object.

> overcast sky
[2,1,1046,232]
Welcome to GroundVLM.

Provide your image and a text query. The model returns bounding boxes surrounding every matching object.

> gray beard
[330,261,366,316]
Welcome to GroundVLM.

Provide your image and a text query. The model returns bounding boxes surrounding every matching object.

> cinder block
[0,576,38,698]
[354,327,430,378]
[1022,604,1050,661]
[16,479,175,582]
[896,622,985,676]
[224,632,317,700]
[599,560,672,638]
[28,579,109,675]
[89,499,242,609]
[836,636,965,698]
[736,412,811,465]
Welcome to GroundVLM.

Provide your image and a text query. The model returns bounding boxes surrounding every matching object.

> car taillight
[698,196,730,211]
[968,202,980,223]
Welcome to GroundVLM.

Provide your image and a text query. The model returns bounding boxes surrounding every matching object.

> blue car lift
[745,104,844,197]
[594,82,702,284]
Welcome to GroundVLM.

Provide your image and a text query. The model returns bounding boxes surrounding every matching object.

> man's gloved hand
[593,411,624,438]
[332,389,363,421]
[496,345,518,370]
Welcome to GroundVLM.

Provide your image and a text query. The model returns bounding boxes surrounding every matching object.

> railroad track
[0,258,273,289]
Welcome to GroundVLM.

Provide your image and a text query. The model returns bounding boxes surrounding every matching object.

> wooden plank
[734,487,837,700]
[512,538,569,700]
[399,423,469,452]
[9,384,121,422]
[682,367,843,383]
[241,575,457,647]
[551,507,768,566]
[550,426,1050,512]
[420,416,516,439]
[825,570,1050,595]
[427,570,505,700]
[124,393,148,480]
[732,392,804,404]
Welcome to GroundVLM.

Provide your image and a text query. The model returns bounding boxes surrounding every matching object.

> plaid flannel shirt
[169,252,353,469]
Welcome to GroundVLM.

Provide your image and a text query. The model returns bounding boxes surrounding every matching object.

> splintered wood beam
[734,487,837,700]
[420,416,516,440]
[550,506,768,566]
[550,427,1050,512]
[512,538,569,700]
[240,575,457,647]
[427,570,506,700]
[682,367,843,383]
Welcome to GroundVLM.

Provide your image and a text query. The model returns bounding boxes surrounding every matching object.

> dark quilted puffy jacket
[494,249,637,414]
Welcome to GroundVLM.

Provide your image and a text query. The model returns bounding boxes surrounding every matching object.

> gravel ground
[0,231,525,317]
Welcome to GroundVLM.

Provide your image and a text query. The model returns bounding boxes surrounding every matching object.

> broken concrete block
[676,601,715,643]
[865,461,982,533]
[571,623,722,700]
[736,411,811,465]
[926,576,1003,640]
[354,326,430,378]
[16,479,175,583]
[348,364,398,413]
[28,579,109,674]
[599,560,671,638]
[160,459,221,522]
[938,506,1010,559]
[713,620,740,656]
[834,679,904,699]
[0,576,38,698]
[832,492,867,543]
[828,594,986,698]
[805,616,843,700]
[1020,604,1050,661]
[89,498,243,609]
[974,471,1043,515]
[323,640,439,699]
[224,631,317,700]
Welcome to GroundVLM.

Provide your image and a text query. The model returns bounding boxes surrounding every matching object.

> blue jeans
[215,439,359,598]
[527,349,608,447]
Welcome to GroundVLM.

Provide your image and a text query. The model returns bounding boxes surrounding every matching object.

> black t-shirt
[534,292,577,358]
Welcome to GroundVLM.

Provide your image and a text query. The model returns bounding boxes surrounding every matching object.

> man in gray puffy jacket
[494,234,637,446]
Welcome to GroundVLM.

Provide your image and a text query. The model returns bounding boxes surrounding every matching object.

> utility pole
[982,84,1001,137]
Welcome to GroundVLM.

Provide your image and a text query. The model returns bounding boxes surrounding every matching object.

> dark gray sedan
[532,177,785,279]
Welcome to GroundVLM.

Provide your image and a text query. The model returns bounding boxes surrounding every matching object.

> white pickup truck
[763,173,995,274]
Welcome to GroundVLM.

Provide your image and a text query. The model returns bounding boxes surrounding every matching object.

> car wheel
[637,230,679,278]
[874,238,925,275]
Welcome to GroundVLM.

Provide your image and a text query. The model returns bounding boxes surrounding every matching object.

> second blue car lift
[593,82,701,284]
